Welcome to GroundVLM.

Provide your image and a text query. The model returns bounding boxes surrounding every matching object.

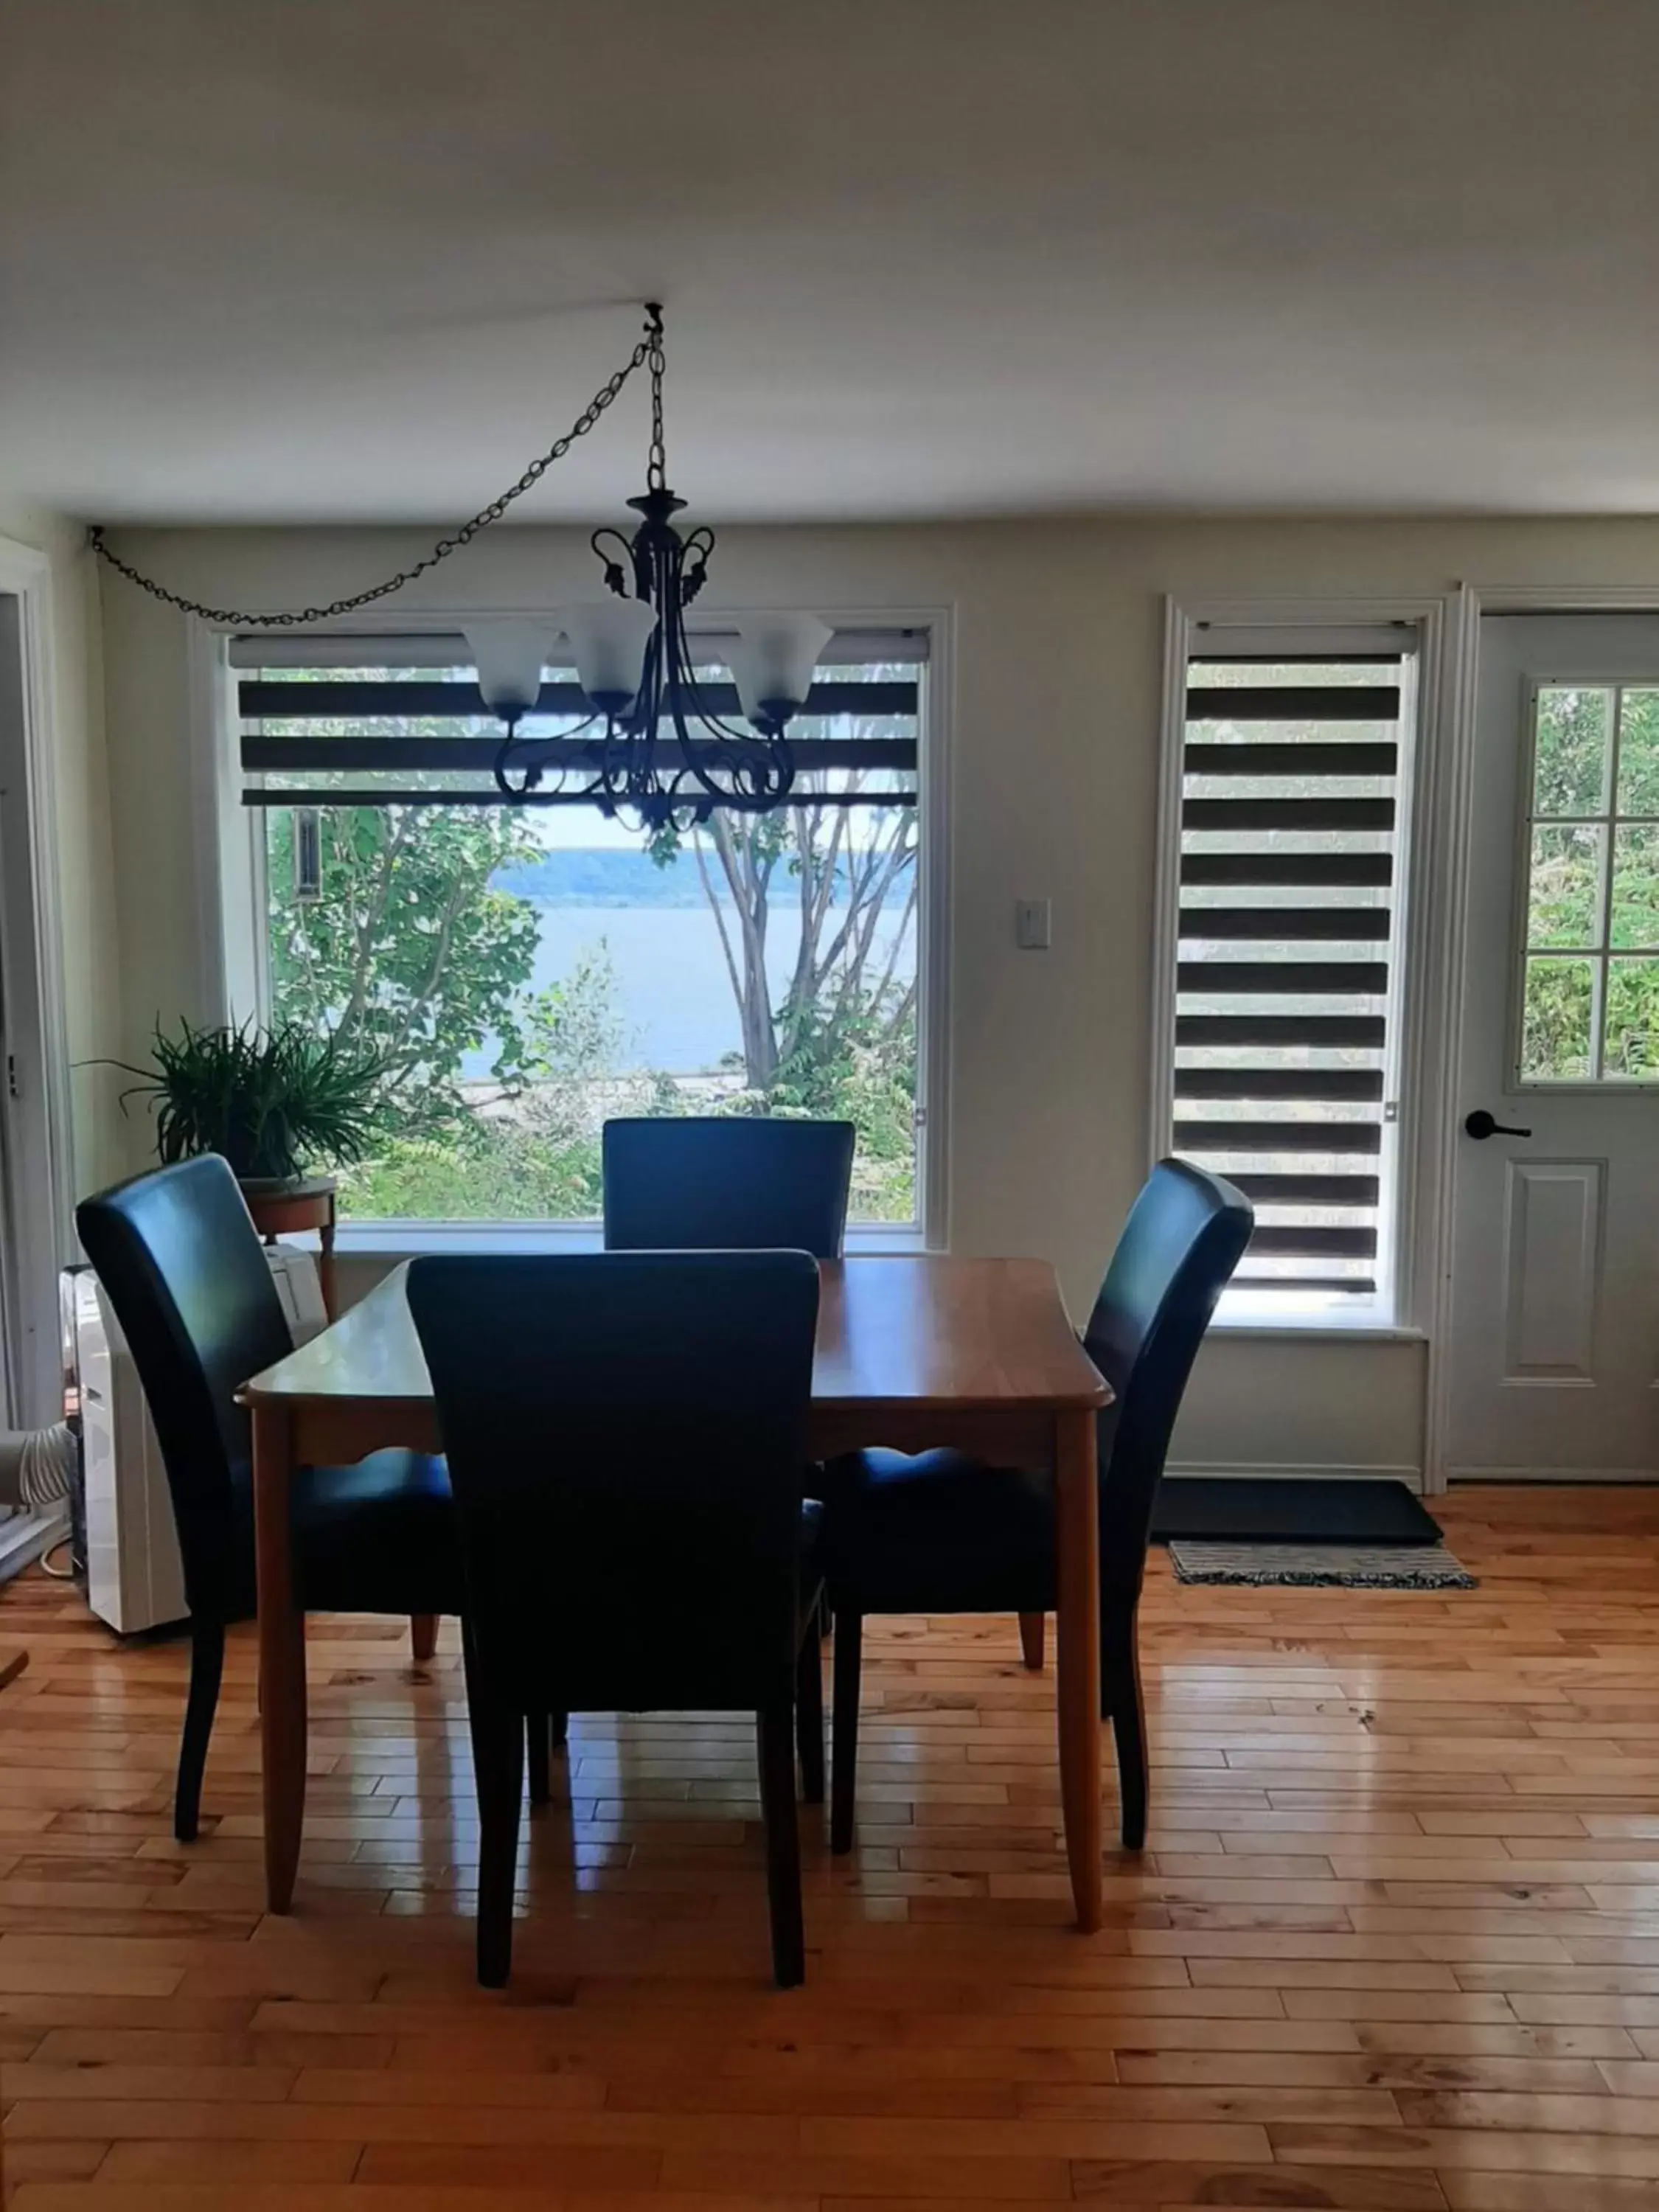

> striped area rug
[1169,1540,1476,1589]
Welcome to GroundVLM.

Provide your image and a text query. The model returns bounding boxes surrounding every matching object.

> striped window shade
[230,630,923,807]
[1172,644,1415,1304]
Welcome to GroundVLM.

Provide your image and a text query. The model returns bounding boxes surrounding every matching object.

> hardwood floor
[1,1486,1658,2209]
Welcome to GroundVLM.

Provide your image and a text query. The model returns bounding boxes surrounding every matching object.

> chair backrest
[1080,1158,1253,1602]
[74,1154,293,1619]
[602,1116,855,1259]
[407,1251,821,1712]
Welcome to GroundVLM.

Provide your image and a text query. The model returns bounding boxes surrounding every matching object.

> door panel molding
[1500,1157,1603,1383]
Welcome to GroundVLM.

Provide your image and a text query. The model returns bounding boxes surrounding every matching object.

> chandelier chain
[85,310,663,629]
[645,302,668,494]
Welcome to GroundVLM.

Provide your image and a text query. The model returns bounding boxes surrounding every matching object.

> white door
[1446,616,1659,1481]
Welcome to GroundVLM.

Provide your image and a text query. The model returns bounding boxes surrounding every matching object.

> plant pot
[237,1172,338,1201]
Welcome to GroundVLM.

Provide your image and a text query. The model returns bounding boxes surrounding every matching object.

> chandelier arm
[665,599,794,810]
[492,727,538,801]
[88,310,664,628]
[664,602,742,804]
[668,586,793,754]
[589,527,636,595]
[491,710,605,799]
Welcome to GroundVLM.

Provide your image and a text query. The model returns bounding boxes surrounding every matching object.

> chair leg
[829,1607,863,1855]
[410,1613,438,1663]
[757,1700,805,1988]
[1102,1609,1149,1851]
[796,1618,824,1805]
[526,1712,552,1808]
[174,1620,225,1843]
[462,1622,524,1987]
[1018,1611,1046,1671]
[549,1710,568,1747]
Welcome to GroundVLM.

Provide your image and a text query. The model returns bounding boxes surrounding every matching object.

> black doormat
[1151,1476,1441,1547]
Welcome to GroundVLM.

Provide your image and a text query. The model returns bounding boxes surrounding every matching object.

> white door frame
[1425,585,1659,1493]
[0,533,77,1426]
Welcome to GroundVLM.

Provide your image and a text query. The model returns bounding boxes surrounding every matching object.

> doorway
[0,543,76,1577]
[1445,614,1659,1481]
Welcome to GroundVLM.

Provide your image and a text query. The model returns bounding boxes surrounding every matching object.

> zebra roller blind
[231,630,923,806]
[1172,641,1413,1301]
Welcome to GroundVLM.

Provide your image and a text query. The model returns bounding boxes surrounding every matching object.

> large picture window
[235,633,928,1227]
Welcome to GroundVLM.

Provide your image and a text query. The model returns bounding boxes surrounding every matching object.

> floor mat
[1169,1539,1475,1589]
[1152,1475,1441,1546]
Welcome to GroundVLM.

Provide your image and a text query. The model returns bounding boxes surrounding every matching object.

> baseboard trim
[1447,1466,1659,1485]
[1166,1461,1424,1492]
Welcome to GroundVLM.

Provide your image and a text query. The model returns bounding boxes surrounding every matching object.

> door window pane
[1610,824,1659,950]
[1604,959,1659,1079]
[1521,957,1595,1082]
[1526,824,1603,948]
[1517,681,1659,1084]
[1616,688,1659,815]
[1532,687,1612,815]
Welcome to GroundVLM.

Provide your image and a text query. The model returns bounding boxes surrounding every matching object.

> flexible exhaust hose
[0,1423,75,1513]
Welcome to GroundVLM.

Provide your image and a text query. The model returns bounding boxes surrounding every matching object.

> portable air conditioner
[67,1246,327,1635]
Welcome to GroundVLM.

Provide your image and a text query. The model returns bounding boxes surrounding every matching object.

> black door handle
[1464,1109,1532,1141]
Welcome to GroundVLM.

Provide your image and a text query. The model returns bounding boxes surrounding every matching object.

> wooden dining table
[240,1253,1113,1930]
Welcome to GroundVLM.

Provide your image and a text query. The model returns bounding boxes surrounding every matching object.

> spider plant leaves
[109,1019,394,1183]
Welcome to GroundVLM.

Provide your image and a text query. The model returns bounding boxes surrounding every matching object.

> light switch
[1015,898,1051,950]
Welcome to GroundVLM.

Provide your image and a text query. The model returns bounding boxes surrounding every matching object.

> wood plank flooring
[1,1487,1658,2209]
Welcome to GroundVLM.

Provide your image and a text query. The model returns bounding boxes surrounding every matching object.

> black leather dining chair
[408,1249,825,1989]
[818,1159,1252,1855]
[75,1155,460,1843]
[602,1116,856,1258]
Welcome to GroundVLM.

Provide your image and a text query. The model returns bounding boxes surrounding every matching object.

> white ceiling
[4,0,1659,525]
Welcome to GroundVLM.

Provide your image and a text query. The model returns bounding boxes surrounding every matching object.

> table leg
[317,1210,338,1321]
[254,1400,307,1913]
[1054,1404,1102,1933]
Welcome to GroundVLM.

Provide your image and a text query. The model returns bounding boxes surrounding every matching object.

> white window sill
[1210,1312,1426,1343]
[330,1221,928,1259]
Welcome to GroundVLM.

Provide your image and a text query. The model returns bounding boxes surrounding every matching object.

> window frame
[1152,600,1439,1336]
[204,606,952,1253]
[1510,671,1659,1093]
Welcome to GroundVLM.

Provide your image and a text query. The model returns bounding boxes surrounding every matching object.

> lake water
[462,902,914,1077]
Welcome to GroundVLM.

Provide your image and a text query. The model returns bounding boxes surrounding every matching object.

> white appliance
[73,1247,327,1635]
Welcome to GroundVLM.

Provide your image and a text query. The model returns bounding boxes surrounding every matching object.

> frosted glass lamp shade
[463,620,561,720]
[728,614,834,727]
[560,598,658,712]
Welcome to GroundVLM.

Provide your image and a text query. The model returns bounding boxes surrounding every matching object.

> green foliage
[113,1018,390,1181]
[333,945,622,1221]
[340,1119,607,1220]
[1532,688,1612,816]
[1610,824,1659,948]
[1521,958,1593,1082]
[1526,825,1600,947]
[263,740,921,1220]
[1522,689,1659,1081]
[268,803,545,1097]
[1616,689,1659,813]
[1605,959,1659,1078]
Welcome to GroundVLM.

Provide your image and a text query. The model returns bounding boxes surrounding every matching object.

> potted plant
[111,1018,390,1192]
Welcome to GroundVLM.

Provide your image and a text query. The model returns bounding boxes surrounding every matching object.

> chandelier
[467,309,830,828]
[90,305,832,831]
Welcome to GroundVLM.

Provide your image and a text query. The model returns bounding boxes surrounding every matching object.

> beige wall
[97,514,1659,1472]
[0,502,125,1195]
